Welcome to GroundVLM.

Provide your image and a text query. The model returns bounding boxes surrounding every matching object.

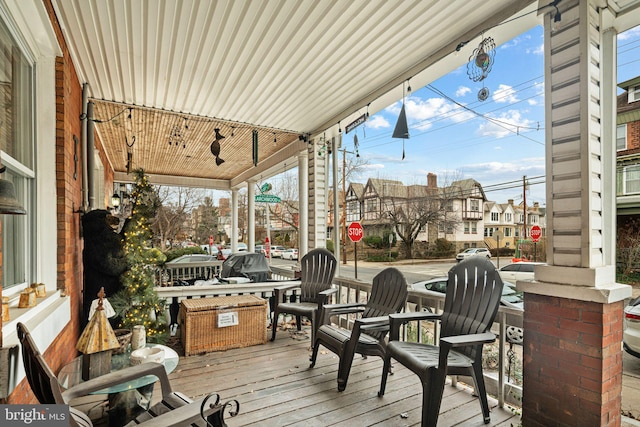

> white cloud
[477,110,535,138]
[618,26,640,41]
[528,43,544,55]
[456,86,471,97]
[528,99,538,106]
[365,115,390,129]
[492,84,518,103]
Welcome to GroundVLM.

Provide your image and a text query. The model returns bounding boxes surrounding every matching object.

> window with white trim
[622,165,640,195]
[629,86,640,103]
[490,212,499,222]
[1,17,35,291]
[617,124,627,151]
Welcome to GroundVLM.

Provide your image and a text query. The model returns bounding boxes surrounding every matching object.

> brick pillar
[523,294,623,426]
[519,1,631,424]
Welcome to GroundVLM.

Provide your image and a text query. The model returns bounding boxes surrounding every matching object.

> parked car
[281,248,299,260]
[498,262,546,282]
[410,276,448,294]
[410,277,523,310]
[200,244,219,256]
[166,254,217,266]
[217,248,232,260]
[624,296,640,358]
[224,243,248,252]
[456,247,491,261]
[270,246,286,258]
[255,244,266,254]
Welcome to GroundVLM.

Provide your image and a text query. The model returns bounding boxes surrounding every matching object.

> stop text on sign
[348,222,363,242]
[530,225,542,242]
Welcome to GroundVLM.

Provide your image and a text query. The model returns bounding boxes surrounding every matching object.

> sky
[331,23,640,208]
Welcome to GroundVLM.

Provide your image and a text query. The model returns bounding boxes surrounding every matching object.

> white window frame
[622,165,640,195]
[617,124,627,151]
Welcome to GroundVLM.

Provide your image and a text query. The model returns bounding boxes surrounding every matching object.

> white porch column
[298,150,309,257]
[520,1,631,425]
[332,136,341,277]
[307,136,329,250]
[247,180,256,252]
[231,189,238,252]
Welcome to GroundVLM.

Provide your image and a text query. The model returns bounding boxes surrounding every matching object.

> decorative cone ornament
[392,99,409,160]
[392,104,409,139]
[77,287,120,380]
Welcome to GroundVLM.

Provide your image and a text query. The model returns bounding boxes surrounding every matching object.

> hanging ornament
[392,81,410,160]
[467,36,496,101]
[210,128,225,166]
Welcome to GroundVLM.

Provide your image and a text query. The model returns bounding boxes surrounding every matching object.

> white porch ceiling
[53,0,639,189]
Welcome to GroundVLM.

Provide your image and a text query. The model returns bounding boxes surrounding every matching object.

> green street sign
[255,194,281,203]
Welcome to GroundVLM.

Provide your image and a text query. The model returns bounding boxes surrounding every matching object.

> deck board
[163,326,519,426]
[74,325,519,426]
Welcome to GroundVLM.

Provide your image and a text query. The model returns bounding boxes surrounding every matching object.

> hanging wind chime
[466,35,496,101]
[125,108,136,174]
[392,81,410,160]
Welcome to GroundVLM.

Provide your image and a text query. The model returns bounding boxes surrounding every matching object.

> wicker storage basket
[180,295,268,356]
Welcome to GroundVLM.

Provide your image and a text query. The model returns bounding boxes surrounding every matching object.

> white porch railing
[153,269,523,408]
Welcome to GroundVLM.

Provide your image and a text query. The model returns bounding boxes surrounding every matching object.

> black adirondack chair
[379,257,503,427]
[310,267,408,391]
[271,248,337,343]
[17,322,237,427]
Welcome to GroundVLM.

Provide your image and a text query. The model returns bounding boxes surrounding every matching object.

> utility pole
[522,175,527,255]
[340,148,357,265]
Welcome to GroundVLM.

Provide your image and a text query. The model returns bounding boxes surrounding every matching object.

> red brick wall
[522,293,624,426]
[629,121,640,150]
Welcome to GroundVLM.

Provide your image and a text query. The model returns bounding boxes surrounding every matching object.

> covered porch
[1,1,640,426]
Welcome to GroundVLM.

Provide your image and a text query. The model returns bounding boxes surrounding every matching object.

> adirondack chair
[271,248,337,343]
[17,322,237,427]
[310,267,408,391]
[379,257,503,427]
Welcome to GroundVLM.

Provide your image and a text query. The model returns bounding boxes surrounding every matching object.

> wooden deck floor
[157,325,520,427]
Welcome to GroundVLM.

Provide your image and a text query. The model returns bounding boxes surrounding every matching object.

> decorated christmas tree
[112,169,167,343]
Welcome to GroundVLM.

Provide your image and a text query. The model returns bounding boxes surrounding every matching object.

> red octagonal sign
[348,222,364,242]
[530,225,542,243]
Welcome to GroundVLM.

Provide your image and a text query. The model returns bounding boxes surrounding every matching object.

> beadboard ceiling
[48,0,638,189]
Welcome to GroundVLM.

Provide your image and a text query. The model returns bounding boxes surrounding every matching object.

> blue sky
[341,24,640,207]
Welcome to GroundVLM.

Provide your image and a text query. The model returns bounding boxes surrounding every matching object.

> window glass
[0,17,34,290]
[617,125,626,151]
[625,165,640,194]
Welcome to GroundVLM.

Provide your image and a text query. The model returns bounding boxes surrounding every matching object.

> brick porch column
[523,294,624,425]
[518,1,631,425]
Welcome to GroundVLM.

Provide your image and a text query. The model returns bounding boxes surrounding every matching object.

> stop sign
[348,222,364,242]
[530,225,542,242]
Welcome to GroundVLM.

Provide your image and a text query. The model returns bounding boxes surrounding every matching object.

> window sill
[2,291,71,397]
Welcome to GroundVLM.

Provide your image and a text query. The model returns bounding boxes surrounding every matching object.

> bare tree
[150,186,203,250]
[617,217,640,276]
[383,172,463,259]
